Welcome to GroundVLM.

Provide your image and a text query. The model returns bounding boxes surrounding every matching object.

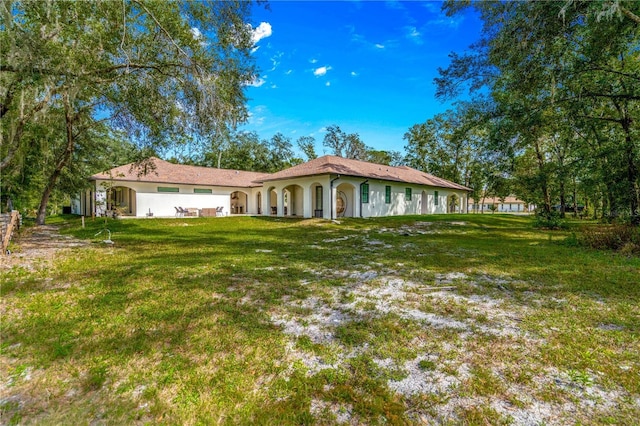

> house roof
[91,157,269,188]
[259,155,470,191]
[92,155,470,192]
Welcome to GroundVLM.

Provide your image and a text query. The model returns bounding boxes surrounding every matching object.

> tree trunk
[559,180,566,219]
[35,93,76,225]
[572,178,578,218]
[533,138,552,218]
[612,99,639,224]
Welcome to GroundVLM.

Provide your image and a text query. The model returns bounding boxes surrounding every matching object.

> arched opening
[106,186,136,216]
[230,191,248,214]
[448,194,459,213]
[283,184,304,216]
[336,183,355,218]
[421,190,428,214]
[256,191,262,215]
[268,187,277,215]
[310,182,324,218]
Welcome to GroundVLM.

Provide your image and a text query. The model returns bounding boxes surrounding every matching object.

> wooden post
[2,211,20,255]
[82,216,85,228]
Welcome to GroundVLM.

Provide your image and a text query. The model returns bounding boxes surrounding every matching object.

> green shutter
[405,188,412,201]
[158,187,179,193]
[361,183,369,204]
[194,188,212,194]
[434,191,439,205]
[385,186,391,204]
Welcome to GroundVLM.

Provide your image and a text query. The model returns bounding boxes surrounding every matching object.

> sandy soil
[0,225,89,271]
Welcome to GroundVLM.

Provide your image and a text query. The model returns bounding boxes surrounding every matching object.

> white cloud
[191,27,203,40]
[325,81,331,87]
[314,66,332,76]
[285,69,293,75]
[375,43,385,49]
[422,2,442,14]
[247,76,266,87]
[251,22,272,44]
[405,26,422,44]
[350,71,358,77]
[426,15,465,30]
[269,52,284,71]
[310,58,318,64]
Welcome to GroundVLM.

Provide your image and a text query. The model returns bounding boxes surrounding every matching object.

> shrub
[579,224,640,255]
[534,211,567,230]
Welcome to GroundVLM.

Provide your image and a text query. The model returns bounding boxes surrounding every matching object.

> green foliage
[579,224,640,254]
[1,0,259,222]
[534,211,568,230]
[434,0,640,222]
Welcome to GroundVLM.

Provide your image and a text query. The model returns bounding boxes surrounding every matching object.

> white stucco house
[73,156,470,219]
[468,196,535,213]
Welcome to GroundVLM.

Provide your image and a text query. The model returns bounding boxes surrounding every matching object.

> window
[405,188,412,201]
[194,188,212,194]
[361,183,369,203]
[158,187,179,193]
[385,186,391,204]
[434,191,439,205]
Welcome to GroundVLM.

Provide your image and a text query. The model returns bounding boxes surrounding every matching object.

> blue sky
[240,1,482,156]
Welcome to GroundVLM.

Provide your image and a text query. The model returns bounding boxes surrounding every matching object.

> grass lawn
[1,214,638,424]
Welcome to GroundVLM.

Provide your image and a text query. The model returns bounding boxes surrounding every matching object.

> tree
[297,136,317,161]
[1,0,259,224]
[436,0,640,222]
[322,125,365,160]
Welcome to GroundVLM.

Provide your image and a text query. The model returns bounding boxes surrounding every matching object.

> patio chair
[215,206,224,216]
[174,207,182,217]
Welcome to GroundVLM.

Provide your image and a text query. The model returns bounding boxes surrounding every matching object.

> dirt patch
[0,225,89,271]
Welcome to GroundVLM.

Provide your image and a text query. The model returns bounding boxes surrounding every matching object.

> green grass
[1,214,638,424]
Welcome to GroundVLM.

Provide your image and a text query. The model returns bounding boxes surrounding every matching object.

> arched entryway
[448,194,459,213]
[310,182,324,218]
[106,186,136,216]
[283,184,304,216]
[268,187,277,215]
[336,183,355,218]
[230,191,248,214]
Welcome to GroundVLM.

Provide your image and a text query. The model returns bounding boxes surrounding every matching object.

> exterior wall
[469,202,532,213]
[261,176,332,219]
[361,180,466,218]
[93,179,260,217]
[83,175,468,219]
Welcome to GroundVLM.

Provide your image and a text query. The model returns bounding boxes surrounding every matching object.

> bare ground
[0,225,89,271]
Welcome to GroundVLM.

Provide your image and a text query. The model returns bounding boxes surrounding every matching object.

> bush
[534,211,568,230]
[579,224,640,255]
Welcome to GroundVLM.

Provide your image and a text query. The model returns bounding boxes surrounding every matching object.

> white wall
[361,181,465,218]
[94,180,261,217]
[89,176,467,219]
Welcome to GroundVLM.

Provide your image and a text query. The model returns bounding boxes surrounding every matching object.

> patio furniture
[215,206,224,216]
[181,207,197,217]
[175,207,182,217]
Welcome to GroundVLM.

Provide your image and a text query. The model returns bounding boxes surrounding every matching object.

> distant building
[468,196,535,213]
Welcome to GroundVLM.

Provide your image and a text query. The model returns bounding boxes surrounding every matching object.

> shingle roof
[92,155,470,191]
[259,155,470,191]
[91,157,268,188]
